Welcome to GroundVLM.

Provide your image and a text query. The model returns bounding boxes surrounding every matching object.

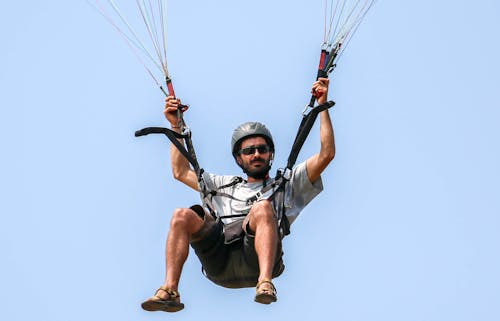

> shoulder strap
[206,176,247,203]
[135,127,200,172]
[287,100,334,169]
[217,176,244,190]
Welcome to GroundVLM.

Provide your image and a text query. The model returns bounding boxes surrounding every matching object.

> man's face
[236,136,272,179]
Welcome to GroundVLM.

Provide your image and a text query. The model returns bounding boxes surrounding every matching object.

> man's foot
[141,286,184,312]
[254,279,277,304]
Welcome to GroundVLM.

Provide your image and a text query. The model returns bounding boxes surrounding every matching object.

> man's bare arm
[164,97,200,191]
[305,78,336,182]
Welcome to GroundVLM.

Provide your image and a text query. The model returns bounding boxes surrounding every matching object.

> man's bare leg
[246,200,279,303]
[143,207,203,307]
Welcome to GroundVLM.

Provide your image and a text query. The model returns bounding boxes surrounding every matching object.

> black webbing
[287,100,335,169]
[217,176,244,190]
[135,127,200,172]
[218,213,248,219]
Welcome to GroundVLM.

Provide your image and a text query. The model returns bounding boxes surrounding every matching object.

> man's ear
[236,155,243,166]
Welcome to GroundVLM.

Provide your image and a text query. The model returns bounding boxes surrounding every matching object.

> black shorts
[189,205,285,289]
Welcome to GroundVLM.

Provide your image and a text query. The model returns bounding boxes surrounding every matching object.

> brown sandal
[141,286,184,312]
[254,279,277,304]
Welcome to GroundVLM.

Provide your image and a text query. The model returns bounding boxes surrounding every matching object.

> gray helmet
[231,121,274,157]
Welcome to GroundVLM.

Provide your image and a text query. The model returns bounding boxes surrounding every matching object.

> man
[141,78,335,312]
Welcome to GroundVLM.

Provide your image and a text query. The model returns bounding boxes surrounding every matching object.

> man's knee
[248,200,277,224]
[170,207,203,229]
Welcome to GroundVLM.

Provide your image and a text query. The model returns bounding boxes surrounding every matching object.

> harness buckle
[302,104,313,115]
[282,167,292,181]
[182,125,192,137]
[246,192,262,205]
[327,63,337,75]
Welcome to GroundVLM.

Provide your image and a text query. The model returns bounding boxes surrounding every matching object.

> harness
[135,99,334,237]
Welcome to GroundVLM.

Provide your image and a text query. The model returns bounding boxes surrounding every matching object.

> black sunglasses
[239,144,270,155]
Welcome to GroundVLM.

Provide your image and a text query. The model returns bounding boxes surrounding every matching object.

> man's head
[231,122,274,179]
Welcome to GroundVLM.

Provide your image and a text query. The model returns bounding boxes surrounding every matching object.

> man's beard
[242,158,271,179]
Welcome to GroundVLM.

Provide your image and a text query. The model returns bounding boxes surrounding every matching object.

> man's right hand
[164,96,187,128]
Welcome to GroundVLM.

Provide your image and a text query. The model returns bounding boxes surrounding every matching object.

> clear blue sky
[2,1,500,320]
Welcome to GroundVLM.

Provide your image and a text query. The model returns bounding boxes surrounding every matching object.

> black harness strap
[217,176,244,189]
[269,100,335,236]
[209,191,247,203]
[218,214,248,219]
[287,100,335,169]
[207,176,247,204]
[135,127,200,173]
[245,177,282,205]
[135,126,219,217]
